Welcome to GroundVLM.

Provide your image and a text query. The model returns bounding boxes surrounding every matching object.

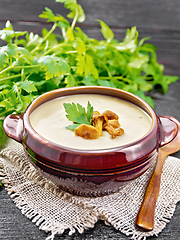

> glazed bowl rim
[23,86,158,154]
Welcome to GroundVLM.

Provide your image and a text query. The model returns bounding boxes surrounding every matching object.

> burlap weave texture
[0,138,180,240]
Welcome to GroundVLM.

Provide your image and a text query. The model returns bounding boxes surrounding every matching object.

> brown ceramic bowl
[3,86,179,196]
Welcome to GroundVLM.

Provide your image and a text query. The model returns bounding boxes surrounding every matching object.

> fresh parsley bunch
[0,0,178,147]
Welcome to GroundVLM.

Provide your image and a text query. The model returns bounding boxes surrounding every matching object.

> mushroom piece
[102,110,119,120]
[104,124,124,139]
[91,113,108,136]
[93,110,100,116]
[92,110,124,139]
[75,124,100,139]
[105,119,120,128]
[102,110,124,138]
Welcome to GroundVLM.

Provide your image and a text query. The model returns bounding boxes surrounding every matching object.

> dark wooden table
[0,1,180,239]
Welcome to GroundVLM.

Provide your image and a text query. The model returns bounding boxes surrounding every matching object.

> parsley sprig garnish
[63,101,94,131]
[0,0,179,147]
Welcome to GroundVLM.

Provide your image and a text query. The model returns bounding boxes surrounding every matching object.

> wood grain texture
[1,186,180,240]
[1,0,180,30]
[0,1,180,239]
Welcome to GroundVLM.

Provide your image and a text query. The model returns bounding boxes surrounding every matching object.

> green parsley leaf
[39,7,57,23]
[82,75,98,86]
[38,55,70,80]
[135,90,155,109]
[63,101,94,131]
[98,20,114,43]
[56,0,85,23]
[0,119,6,147]
[0,23,15,43]
[65,74,76,87]
[66,123,81,131]
[86,101,94,123]
[17,80,37,93]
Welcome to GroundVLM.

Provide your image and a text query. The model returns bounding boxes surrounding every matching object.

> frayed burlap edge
[0,140,98,240]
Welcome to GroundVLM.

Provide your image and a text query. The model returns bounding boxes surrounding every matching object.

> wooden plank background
[0,0,180,76]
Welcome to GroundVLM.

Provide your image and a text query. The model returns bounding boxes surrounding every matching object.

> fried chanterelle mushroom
[102,110,124,139]
[91,113,108,136]
[75,124,100,139]
[75,109,124,140]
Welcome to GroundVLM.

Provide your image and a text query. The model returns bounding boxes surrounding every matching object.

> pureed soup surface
[30,94,152,150]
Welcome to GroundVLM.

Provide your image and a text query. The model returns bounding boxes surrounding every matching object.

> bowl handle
[158,116,179,147]
[3,113,24,143]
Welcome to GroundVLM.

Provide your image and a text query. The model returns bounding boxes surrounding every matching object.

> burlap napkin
[0,138,180,240]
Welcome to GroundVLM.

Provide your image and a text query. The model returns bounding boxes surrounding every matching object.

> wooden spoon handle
[135,150,167,230]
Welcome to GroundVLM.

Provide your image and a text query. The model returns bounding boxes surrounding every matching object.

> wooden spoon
[136,117,180,231]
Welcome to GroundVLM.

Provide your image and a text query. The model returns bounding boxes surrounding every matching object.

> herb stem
[65,51,77,54]
[42,43,70,56]
[0,65,40,77]
[0,66,12,75]
[13,65,40,69]
[10,56,12,66]
[99,75,133,83]
[0,74,22,83]
[31,22,58,54]
[42,46,60,56]
[0,59,19,75]
[0,109,14,117]
[71,9,78,30]
[104,65,112,78]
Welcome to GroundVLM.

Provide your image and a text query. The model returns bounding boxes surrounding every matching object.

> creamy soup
[30,94,152,150]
